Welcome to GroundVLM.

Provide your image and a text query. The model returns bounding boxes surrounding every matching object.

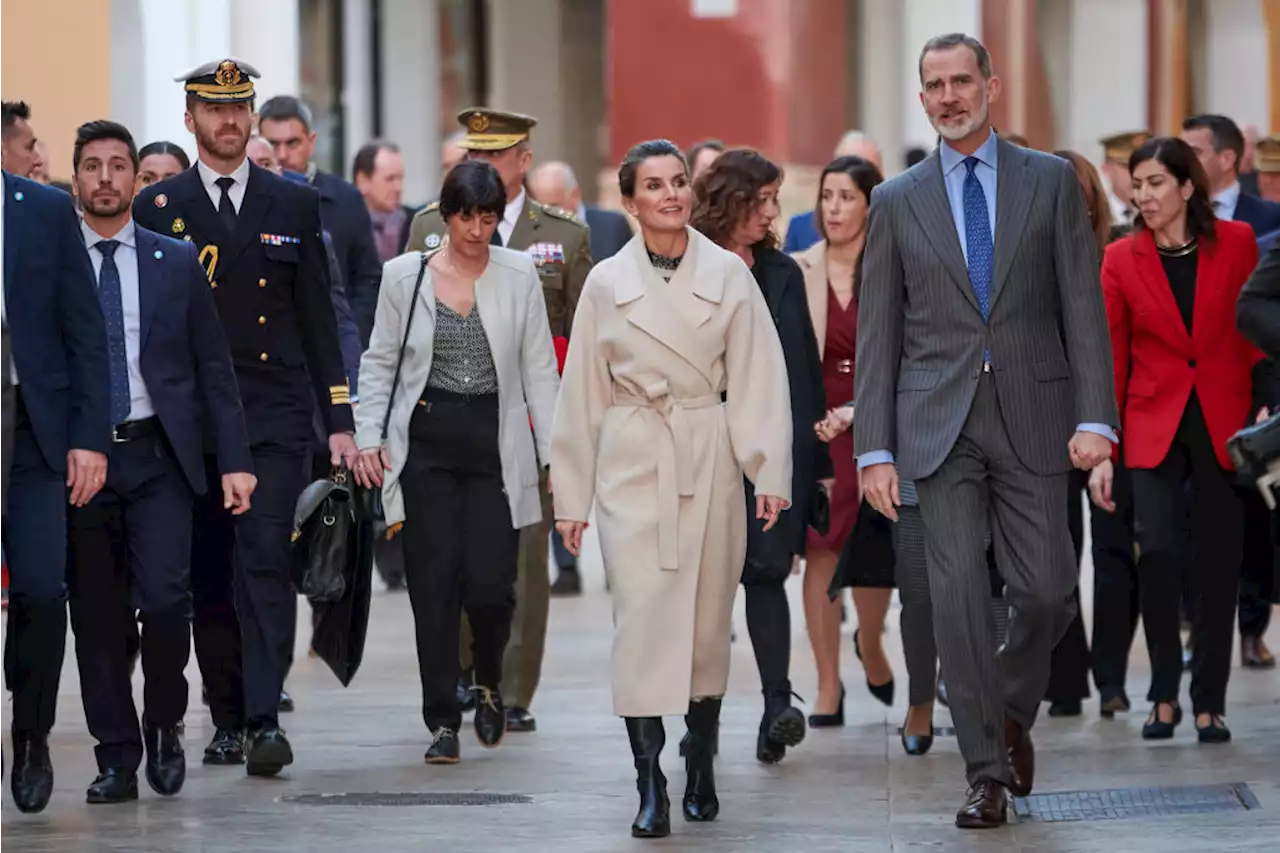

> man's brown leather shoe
[1241,636,1276,669]
[955,780,1008,829]
[1004,717,1034,797]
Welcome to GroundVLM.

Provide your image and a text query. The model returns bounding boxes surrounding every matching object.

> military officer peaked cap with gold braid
[176,58,260,103]
[457,108,537,151]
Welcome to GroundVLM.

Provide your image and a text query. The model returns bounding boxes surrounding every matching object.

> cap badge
[468,112,490,133]
[215,60,242,88]
[155,194,168,209]
[172,218,185,234]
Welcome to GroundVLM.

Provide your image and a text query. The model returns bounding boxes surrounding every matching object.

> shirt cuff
[1077,423,1118,443]
[857,450,895,470]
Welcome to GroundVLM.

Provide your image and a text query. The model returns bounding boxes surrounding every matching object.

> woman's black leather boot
[624,717,670,838]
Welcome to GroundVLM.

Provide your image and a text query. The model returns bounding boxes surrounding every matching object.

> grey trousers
[915,375,1077,786]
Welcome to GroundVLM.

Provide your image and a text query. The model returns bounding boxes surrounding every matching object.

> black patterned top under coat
[426,301,499,394]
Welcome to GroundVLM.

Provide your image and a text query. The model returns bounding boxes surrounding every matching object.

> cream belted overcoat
[550,228,793,717]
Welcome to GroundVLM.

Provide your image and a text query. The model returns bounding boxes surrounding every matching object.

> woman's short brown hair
[690,148,782,250]
[1053,149,1113,254]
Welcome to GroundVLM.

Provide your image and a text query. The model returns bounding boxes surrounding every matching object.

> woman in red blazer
[1090,137,1260,745]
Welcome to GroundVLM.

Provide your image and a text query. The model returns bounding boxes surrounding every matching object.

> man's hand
[556,520,587,556]
[815,407,854,443]
[861,462,900,522]
[1088,458,1116,513]
[329,431,358,469]
[66,449,107,507]
[1068,430,1112,470]
[352,446,391,489]
[221,472,257,515]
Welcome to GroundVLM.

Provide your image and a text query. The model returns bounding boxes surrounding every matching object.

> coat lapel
[506,196,541,251]
[134,229,163,350]
[218,164,275,276]
[1131,230,1192,350]
[165,167,222,274]
[905,154,980,314]
[3,174,23,295]
[990,138,1037,309]
[794,241,829,357]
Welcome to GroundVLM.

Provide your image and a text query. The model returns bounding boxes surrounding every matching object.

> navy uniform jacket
[1234,193,1280,238]
[130,226,253,493]
[134,164,354,451]
[3,172,111,468]
[312,170,383,346]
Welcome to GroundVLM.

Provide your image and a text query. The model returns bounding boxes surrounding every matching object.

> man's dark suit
[134,163,353,757]
[2,172,110,807]
[583,206,632,262]
[66,224,251,776]
[1233,193,1280,237]
[312,169,382,345]
[854,137,1117,788]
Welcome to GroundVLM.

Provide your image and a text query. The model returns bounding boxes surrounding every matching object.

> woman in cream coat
[551,140,792,839]
[353,161,560,766]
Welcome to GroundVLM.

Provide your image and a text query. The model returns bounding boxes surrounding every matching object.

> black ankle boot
[624,717,670,838]
[758,685,806,764]
[683,698,721,822]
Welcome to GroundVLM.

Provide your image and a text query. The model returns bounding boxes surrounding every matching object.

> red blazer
[1102,221,1262,470]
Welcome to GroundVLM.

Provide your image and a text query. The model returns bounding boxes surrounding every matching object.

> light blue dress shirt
[856,131,1115,471]
[82,218,154,421]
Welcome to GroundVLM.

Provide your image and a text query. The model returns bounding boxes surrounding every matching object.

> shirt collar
[504,188,526,226]
[81,217,136,251]
[940,129,999,176]
[576,202,588,222]
[1213,181,1241,214]
[197,156,251,193]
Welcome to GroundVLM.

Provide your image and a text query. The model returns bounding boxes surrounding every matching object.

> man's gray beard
[931,101,989,141]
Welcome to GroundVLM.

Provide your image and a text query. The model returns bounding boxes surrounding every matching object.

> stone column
[380,0,441,204]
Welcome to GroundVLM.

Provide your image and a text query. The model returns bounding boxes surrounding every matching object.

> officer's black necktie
[490,228,503,247]
[216,176,238,234]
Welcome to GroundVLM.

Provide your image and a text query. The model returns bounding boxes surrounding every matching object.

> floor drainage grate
[282,792,534,807]
[1013,783,1259,823]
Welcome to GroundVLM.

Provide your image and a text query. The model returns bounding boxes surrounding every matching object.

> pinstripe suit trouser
[914,374,1078,786]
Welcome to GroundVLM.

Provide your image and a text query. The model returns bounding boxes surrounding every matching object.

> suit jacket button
[1189,359,1196,368]
[259,278,267,288]
[258,316,266,325]
[260,352,269,362]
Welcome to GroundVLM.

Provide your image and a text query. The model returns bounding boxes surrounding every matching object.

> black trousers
[1132,399,1243,715]
[1046,470,1092,703]
[1090,456,1139,694]
[191,449,310,730]
[3,392,71,736]
[400,391,518,733]
[67,429,193,771]
[1237,488,1275,639]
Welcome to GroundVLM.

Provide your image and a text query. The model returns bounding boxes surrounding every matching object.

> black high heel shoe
[901,707,934,756]
[807,684,845,728]
[1140,702,1182,740]
[854,628,895,707]
[1196,715,1232,744]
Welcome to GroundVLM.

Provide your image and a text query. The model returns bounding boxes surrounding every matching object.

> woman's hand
[1088,458,1116,513]
[815,406,854,443]
[819,477,835,497]
[756,494,788,532]
[353,446,391,489]
[556,520,588,556]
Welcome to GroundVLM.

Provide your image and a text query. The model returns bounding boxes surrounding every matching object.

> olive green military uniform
[405,109,592,718]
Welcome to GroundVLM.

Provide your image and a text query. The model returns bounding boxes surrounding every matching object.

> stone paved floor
[3,519,1279,852]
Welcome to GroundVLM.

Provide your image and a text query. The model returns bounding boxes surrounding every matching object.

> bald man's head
[527,160,582,213]
[833,130,883,173]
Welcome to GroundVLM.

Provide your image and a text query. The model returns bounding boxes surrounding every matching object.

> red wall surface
[607,0,848,166]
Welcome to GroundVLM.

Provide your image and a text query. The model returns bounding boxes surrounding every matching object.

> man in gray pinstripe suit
[854,34,1118,828]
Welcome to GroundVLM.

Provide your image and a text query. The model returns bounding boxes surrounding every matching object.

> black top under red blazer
[1102,220,1262,470]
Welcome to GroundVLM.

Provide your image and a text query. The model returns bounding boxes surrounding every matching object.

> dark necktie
[96,239,132,424]
[962,157,993,321]
[490,227,503,247]
[216,176,238,234]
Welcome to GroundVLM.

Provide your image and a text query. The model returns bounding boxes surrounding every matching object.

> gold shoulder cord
[198,245,219,283]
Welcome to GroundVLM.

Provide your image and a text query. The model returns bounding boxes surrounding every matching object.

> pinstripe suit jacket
[853,138,1118,480]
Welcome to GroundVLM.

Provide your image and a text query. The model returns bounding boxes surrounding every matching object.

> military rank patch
[527,242,565,264]
[260,233,300,246]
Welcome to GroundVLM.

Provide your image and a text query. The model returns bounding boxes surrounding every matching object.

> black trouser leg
[459,469,518,693]
[1187,480,1243,716]
[1237,488,1274,639]
[191,454,243,730]
[743,581,791,694]
[1091,458,1138,693]
[894,506,937,706]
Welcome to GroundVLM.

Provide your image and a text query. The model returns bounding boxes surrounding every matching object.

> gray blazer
[853,138,1117,480]
[354,247,561,528]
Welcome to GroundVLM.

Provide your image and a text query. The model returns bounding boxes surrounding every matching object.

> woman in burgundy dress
[793,156,890,725]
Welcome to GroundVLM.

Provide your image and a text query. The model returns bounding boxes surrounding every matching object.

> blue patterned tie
[962,157,993,321]
[96,239,132,424]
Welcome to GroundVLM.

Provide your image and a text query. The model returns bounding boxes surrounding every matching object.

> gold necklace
[1156,236,1197,257]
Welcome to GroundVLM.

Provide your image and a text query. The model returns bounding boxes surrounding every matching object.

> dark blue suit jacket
[3,172,110,470]
[781,210,821,254]
[132,227,253,494]
[312,170,382,346]
[1234,193,1280,238]
[583,206,631,261]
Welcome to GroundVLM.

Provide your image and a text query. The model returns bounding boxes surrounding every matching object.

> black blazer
[1234,193,1280,238]
[743,245,833,569]
[583,206,632,261]
[3,172,110,469]
[131,226,253,493]
[313,170,383,345]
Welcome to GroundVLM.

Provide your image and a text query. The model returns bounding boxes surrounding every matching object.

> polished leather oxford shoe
[473,686,506,748]
[425,727,461,765]
[203,727,245,765]
[86,768,139,804]
[278,690,295,712]
[245,728,294,777]
[505,706,536,733]
[1242,636,1276,669]
[955,780,1008,829]
[457,675,477,713]
[1099,689,1131,718]
[1004,717,1035,797]
[10,732,55,813]
[144,723,186,796]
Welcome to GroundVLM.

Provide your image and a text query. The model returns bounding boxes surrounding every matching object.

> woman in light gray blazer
[352,161,560,765]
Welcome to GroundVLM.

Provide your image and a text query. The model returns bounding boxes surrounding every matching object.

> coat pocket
[1031,359,1071,382]
[506,403,541,486]
[897,368,940,392]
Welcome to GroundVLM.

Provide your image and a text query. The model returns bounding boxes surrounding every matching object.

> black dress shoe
[1004,717,1035,797]
[757,687,805,764]
[1242,636,1276,669]
[505,706,537,733]
[1099,689,1131,718]
[457,674,477,713]
[955,780,1008,829]
[936,675,950,708]
[807,684,846,728]
[550,568,582,596]
[10,732,55,813]
[278,690,295,713]
[473,686,506,748]
[1196,715,1232,744]
[203,727,245,765]
[625,717,670,838]
[1047,700,1082,717]
[144,722,186,796]
[425,727,461,765]
[245,727,294,777]
[1141,702,1182,740]
[86,768,139,804]
[682,699,720,822]
[901,709,934,756]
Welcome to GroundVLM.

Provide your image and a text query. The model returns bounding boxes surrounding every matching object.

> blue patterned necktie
[962,157,993,321]
[96,239,132,424]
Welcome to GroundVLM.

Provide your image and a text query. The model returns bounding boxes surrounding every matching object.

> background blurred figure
[2,101,46,178]
[353,140,413,263]
[1181,114,1280,237]
[1240,125,1260,198]
[29,141,50,183]
[441,129,467,177]
[1099,131,1151,236]
[1254,136,1280,205]
[782,130,883,253]
[136,142,190,193]
[528,160,632,262]
[687,139,724,182]
[245,135,278,172]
